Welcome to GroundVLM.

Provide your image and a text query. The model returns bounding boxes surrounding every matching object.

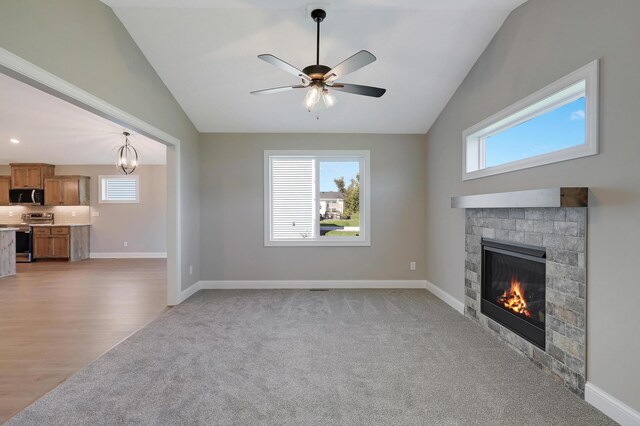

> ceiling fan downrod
[311,9,326,66]
[301,9,331,81]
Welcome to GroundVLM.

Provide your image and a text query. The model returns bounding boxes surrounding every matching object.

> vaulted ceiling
[102,0,527,134]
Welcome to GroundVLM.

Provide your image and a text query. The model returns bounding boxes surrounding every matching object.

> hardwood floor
[0,259,168,423]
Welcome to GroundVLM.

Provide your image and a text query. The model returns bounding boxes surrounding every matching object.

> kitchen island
[0,228,17,277]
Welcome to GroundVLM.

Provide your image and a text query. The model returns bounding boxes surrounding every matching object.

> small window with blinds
[99,175,140,203]
[265,150,370,247]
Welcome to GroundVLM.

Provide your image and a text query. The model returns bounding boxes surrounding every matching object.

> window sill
[462,143,597,181]
[265,239,370,247]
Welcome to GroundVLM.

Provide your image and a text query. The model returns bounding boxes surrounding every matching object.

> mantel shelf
[451,187,588,209]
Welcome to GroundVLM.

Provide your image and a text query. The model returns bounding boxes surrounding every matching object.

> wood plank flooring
[0,259,168,424]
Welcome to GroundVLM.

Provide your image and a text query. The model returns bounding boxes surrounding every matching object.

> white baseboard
[198,280,427,290]
[178,281,201,304]
[90,252,167,259]
[178,280,467,318]
[585,382,640,426]
[424,280,465,314]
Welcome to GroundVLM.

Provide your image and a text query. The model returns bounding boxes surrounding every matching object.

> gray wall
[0,0,200,290]
[57,165,167,254]
[200,133,427,281]
[424,0,640,412]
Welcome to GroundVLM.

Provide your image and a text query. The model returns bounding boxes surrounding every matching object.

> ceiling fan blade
[258,54,311,82]
[324,50,376,82]
[250,85,306,95]
[331,83,386,98]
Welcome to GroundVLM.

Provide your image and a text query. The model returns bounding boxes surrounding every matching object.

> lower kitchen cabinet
[32,226,90,261]
[34,234,69,258]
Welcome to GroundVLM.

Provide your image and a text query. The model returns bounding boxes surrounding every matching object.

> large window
[264,150,370,246]
[463,60,598,180]
[99,175,139,203]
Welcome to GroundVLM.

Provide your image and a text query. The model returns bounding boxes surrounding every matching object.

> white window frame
[462,59,599,181]
[264,150,371,247]
[98,175,140,204]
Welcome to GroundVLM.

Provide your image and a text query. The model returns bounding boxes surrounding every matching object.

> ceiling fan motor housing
[302,64,332,80]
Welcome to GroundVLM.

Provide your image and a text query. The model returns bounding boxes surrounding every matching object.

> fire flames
[498,277,531,317]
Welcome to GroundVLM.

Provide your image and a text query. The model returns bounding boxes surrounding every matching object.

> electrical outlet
[123,241,128,247]
[71,211,76,217]
[410,262,416,271]
[189,265,193,275]
[91,211,100,217]
[8,211,13,217]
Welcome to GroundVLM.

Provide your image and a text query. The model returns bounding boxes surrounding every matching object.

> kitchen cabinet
[0,177,9,205]
[34,234,69,259]
[32,226,90,261]
[10,164,55,189]
[44,176,90,206]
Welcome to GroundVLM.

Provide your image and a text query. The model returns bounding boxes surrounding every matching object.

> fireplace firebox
[481,238,546,349]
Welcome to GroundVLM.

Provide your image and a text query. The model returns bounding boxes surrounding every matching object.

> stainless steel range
[15,212,54,263]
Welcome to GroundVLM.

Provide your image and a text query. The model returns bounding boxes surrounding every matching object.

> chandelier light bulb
[323,89,337,108]
[304,84,323,111]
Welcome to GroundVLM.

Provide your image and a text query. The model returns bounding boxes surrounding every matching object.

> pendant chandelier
[116,131,139,175]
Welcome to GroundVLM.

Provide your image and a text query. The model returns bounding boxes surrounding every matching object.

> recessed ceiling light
[9,138,20,144]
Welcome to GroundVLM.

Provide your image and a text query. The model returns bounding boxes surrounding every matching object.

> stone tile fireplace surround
[454,189,588,397]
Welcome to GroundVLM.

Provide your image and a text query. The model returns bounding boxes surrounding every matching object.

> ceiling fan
[251,8,386,112]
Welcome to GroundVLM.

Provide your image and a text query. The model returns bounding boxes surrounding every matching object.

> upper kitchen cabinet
[0,176,10,205]
[44,176,90,206]
[10,164,55,189]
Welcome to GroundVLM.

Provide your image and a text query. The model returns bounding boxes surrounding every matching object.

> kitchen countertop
[0,228,19,232]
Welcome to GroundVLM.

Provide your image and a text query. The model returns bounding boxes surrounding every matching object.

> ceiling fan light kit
[251,8,385,113]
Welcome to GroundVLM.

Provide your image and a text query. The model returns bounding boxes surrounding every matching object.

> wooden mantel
[451,187,588,209]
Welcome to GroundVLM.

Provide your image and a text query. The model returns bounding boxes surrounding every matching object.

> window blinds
[101,177,138,202]
[270,158,315,239]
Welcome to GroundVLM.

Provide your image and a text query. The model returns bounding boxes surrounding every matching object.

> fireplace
[481,238,546,349]
[463,206,586,396]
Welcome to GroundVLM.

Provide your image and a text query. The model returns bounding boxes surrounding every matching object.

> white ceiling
[103,0,527,134]
[0,72,166,165]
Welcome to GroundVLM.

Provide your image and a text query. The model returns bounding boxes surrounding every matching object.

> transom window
[264,150,370,246]
[463,60,598,180]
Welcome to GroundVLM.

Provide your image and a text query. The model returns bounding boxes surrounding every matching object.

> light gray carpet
[9,289,614,425]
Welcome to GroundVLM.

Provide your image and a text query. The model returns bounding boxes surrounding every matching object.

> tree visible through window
[319,161,360,238]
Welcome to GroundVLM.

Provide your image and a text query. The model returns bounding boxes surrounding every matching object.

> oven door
[15,229,33,263]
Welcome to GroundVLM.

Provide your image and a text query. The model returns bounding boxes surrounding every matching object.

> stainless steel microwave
[9,189,44,205]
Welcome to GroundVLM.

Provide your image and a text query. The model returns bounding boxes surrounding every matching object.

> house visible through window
[265,151,370,246]
[99,175,139,203]
[463,60,598,180]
